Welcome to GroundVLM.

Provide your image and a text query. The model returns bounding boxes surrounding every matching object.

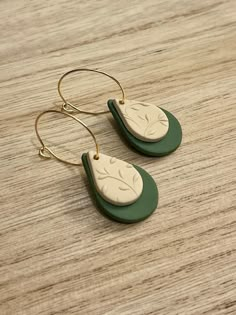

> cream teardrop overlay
[87,151,143,206]
[113,99,169,142]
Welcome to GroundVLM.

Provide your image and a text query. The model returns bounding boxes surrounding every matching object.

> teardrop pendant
[112,99,169,142]
[82,152,158,223]
[108,99,182,157]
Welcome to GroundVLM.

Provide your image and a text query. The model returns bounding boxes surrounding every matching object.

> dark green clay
[82,153,158,223]
[108,99,182,156]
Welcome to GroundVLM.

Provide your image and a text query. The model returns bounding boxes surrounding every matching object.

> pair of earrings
[35,68,182,223]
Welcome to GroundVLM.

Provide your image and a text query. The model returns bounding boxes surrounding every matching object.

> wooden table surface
[1,1,236,314]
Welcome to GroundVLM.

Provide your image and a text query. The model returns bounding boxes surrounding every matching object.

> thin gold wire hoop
[57,68,126,114]
[35,110,100,166]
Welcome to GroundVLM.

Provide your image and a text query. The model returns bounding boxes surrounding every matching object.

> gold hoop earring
[57,68,182,157]
[35,110,100,165]
[34,109,158,223]
[58,68,125,114]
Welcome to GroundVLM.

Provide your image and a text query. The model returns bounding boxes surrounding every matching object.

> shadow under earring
[58,68,182,157]
[35,110,158,223]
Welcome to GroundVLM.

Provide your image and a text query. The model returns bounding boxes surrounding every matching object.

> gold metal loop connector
[35,110,99,166]
[57,68,126,114]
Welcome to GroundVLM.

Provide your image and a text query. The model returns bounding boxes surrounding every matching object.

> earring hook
[57,68,126,114]
[35,110,100,166]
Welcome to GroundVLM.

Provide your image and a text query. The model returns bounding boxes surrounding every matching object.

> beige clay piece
[113,99,169,142]
[87,151,143,206]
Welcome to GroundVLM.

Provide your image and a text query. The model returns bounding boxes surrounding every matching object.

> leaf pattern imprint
[88,151,143,206]
[118,99,169,141]
[119,169,124,179]
[96,168,107,175]
[145,113,150,122]
[97,173,138,196]
[110,157,116,164]
[126,164,133,168]
[119,186,130,191]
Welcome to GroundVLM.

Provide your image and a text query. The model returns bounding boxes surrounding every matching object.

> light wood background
[0,0,236,314]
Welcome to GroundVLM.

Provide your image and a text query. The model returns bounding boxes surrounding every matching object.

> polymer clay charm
[112,99,169,142]
[35,110,158,224]
[108,99,182,156]
[82,151,158,223]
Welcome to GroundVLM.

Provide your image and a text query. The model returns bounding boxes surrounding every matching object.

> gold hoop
[35,110,100,166]
[57,68,126,114]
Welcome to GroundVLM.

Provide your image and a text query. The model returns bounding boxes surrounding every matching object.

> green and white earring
[58,68,182,157]
[35,110,158,223]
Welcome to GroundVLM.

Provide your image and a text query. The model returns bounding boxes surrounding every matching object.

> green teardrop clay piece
[82,153,158,223]
[108,99,182,156]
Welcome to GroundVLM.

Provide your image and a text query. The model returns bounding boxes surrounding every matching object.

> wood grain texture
[0,0,236,314]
